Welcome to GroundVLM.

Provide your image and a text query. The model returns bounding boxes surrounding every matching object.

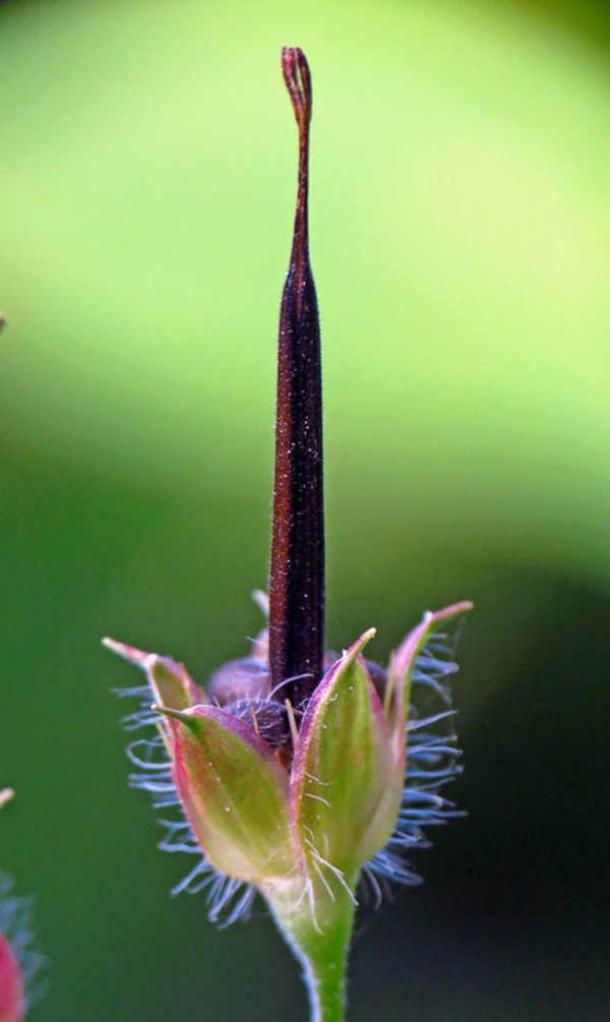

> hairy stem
[268,882,355,1022]
[300,921,352,1022]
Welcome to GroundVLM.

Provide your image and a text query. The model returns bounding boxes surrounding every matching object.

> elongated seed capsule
[269,47,324,711]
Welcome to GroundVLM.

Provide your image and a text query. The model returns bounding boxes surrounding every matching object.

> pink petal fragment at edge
[0,935,24,1022]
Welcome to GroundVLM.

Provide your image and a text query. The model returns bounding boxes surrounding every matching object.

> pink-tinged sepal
[291,629,398,891]
[157,704,296,884]
[207,659,270,706]
[104,637,207,750]
[365,602,473,889]
[207,593,272,705]
[103,637,206,710]
[385,602,473,738]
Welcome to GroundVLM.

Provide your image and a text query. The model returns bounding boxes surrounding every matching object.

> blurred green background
[1,0,609,1019]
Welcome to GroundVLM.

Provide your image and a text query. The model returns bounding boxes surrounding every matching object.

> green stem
[267,883,356,1022]
[300,920,352,1022]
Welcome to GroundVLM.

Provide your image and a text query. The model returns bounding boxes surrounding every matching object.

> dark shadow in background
[350,576,610,1021]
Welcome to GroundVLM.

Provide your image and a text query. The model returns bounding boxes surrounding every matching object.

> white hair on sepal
[116,683,255,927]
[365,621,466,898]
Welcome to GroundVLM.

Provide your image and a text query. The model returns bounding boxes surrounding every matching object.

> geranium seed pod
[269,46,324,711]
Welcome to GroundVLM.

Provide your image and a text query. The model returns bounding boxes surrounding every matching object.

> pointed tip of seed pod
[281,46,312,127]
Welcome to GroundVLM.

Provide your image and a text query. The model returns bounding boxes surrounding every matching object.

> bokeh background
[1,0,609,1019]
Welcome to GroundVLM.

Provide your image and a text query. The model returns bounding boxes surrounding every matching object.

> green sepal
[159,705,296,884]
[385,601,473,735]
[103,637,207,750]
[291,629,396,884]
